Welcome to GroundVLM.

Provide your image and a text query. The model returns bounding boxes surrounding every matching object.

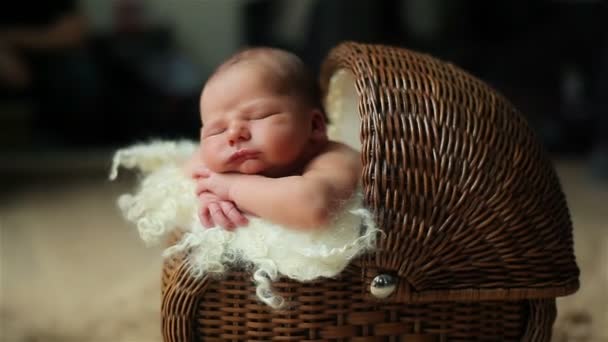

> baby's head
[199,47,327,177]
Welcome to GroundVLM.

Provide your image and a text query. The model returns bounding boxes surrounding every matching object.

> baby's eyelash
[203,127,225,137]
[211,128,226,135]
[253,111,280,119]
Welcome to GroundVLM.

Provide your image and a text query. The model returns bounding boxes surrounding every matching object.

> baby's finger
[198,207,213,228]
[192,166,211,178]
[196,181,211,197]
[208,202,235,230]
[220,201,248,226]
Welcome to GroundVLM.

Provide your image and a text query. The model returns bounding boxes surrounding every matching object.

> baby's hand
[194,167,234,200]
[198,192,248,230]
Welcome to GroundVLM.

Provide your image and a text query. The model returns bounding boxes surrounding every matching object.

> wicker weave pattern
[163,262,535,341]
[162,255,556,341]
[319,42,579,301]
[159,42,579,341]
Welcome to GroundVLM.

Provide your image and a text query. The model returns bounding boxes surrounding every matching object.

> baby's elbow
[305,191,338,228]
[306,205,331,228]
[296,183,335,229]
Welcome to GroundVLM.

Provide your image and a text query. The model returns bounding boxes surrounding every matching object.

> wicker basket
[160,42,579,341]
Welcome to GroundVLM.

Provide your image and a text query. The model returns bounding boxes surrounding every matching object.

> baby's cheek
[267,127,294,146]
[201,144,224,173]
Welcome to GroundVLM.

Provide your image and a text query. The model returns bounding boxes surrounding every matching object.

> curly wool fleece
[110,140,379,308]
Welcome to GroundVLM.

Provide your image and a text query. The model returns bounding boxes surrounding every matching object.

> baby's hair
[208,47,327,122]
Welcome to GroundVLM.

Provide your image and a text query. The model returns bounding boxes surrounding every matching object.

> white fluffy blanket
[110,140,379,308]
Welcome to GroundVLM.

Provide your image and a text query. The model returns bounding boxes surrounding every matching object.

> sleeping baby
[183,47,362,231]
[111,47,378,308]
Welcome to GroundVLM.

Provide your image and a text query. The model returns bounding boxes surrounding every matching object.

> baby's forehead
[201,63,288,103]
[200,75,286,121]
[200,51,314,120]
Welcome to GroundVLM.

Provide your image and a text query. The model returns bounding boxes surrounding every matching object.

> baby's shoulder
[325,140,360,157]
[306,140,361,170]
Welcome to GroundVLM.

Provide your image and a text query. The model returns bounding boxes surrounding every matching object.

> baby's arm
[196,142,361,229]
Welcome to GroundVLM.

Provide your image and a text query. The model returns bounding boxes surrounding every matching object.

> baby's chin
[236,160,269,175]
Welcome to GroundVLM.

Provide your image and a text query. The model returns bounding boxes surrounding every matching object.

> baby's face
[199,63,319,177]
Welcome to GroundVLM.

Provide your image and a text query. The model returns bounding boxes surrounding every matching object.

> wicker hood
[320,42,580,304]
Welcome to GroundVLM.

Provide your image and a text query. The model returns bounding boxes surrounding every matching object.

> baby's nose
[228,123,251,146]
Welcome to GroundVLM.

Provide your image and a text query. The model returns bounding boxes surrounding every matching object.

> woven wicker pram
[161,42,579,341]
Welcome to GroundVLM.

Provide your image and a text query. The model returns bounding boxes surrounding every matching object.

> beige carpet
[1,175,163,342]
[0,161,606,341]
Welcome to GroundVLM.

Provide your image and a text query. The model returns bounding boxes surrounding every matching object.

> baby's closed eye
[208,127,227,136]
[202,125,227,138]
[251,111,281,120]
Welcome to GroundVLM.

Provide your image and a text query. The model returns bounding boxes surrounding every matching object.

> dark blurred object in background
[0,0,201,152]
[588,35,608,180]
[0,0,97,147]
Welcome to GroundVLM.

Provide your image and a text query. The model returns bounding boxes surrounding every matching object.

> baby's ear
[310,109,327,140]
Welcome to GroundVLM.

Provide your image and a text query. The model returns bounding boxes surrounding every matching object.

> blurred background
[0,0,606,341]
